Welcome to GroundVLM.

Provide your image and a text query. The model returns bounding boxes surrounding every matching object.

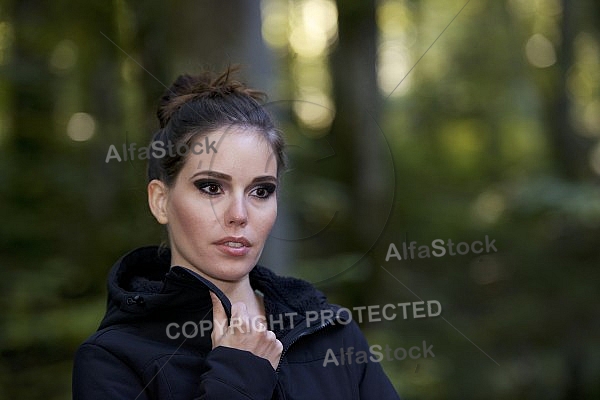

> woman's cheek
[259,206,278,235]
[174,205,212,235]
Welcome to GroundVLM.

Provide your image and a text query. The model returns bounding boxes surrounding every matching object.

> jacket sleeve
[73,343,278,400]
[193,346,278,399]
[347,322,402,400]
[73,343,151,400]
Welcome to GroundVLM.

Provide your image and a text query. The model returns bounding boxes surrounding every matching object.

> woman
[72,67,401,399]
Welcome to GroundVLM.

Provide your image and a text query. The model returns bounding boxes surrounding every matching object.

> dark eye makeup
[193,180,276,199]
[193,180,223,196]
[251,183,277,199]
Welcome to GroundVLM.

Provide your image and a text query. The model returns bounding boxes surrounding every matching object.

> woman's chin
[206,258,258,282]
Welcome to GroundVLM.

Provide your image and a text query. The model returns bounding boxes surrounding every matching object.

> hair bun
[157,66,266,128]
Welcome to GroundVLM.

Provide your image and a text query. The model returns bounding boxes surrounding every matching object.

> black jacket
[72,246,401,399]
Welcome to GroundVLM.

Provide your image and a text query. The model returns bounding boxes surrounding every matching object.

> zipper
[275,318,334,373]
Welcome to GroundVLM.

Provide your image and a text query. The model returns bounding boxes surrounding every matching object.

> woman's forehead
[185,129,278,178]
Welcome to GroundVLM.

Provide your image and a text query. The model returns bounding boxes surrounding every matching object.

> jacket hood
[98,246,334,334]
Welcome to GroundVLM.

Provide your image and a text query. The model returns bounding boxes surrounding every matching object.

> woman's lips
[214,237,252,256]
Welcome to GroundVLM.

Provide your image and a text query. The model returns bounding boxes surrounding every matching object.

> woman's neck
[218,278,264,316]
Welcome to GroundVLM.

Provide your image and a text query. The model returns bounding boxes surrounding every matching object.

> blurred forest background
[1,0,599,399]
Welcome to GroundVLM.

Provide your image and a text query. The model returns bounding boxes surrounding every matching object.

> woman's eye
[251,184,276,199]
[195,181,223,196]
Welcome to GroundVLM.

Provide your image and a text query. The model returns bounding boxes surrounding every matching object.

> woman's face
[149,127,278,284]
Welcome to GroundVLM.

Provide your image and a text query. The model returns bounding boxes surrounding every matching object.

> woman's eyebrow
[251,175,278,184]
[190,170,231,181]
[190,171,277,184]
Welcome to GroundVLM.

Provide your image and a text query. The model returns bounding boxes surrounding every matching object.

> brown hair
[147,66,287,186]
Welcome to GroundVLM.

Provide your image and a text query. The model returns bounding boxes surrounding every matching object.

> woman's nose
[225,195,248,226]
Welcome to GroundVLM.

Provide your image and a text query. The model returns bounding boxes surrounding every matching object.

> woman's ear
[148,179,169,225]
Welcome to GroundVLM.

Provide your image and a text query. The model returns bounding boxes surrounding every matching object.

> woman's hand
[210,292,283,370]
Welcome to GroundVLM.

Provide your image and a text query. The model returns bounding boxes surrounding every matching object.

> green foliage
[1,0,599,398]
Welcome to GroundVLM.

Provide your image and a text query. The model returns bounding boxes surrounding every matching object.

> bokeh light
[66,112,96,142]
[50,39,78,73]
[525,33,556,68]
